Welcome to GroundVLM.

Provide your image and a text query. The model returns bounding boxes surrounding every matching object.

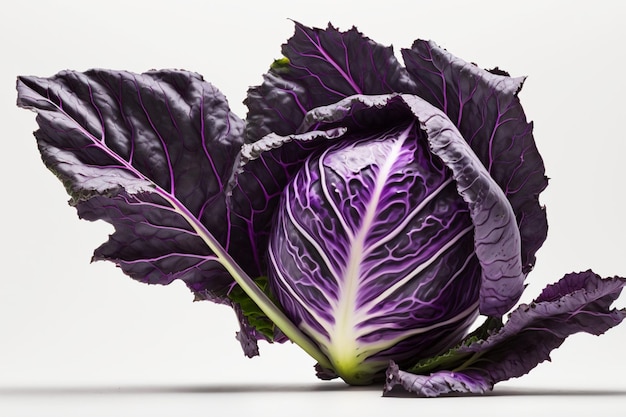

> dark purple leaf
[402,41,548,277]
[244,22,416,142]
[227,128,347,276]
[385,362,491,396]
[16,69,276,353]
[384,270,626,397]
[17,69,244,289]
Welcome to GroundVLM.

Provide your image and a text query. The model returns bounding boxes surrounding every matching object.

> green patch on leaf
[228,276,280,341]
[407,316,503,374]
[270,57,290,72]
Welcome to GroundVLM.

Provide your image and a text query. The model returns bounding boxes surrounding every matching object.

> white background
[1,0,625,415]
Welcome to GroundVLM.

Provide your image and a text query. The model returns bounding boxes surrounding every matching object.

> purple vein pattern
[16,69,253,321]
[402,41,548,276]
[268,121,481,380]
[237,25,547,320]
[244,22,416,142]
[285,94,526,316]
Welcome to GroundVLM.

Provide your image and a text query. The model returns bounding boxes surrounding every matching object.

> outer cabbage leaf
[402,41,548,280]
[384,270,626,397]
[227,128,346,277]
[17,69,242,291]
[244,22,416,142]
[16,69,286,356]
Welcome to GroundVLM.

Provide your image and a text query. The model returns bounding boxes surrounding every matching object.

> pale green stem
[452,351,485,372]
[161,192,333,370]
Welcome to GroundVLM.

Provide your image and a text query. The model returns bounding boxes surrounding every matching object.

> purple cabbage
[16,22,625,396]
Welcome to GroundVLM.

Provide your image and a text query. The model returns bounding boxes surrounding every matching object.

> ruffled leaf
[386,362,492,397]
[227,128,347,276]
[244,22,415,142]
[16,69,279,355]
[384,270,626,397]
[17,70,242,291]
[402,41,548,278]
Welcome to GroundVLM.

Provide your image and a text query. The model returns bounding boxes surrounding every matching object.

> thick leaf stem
[160,191,333,370]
